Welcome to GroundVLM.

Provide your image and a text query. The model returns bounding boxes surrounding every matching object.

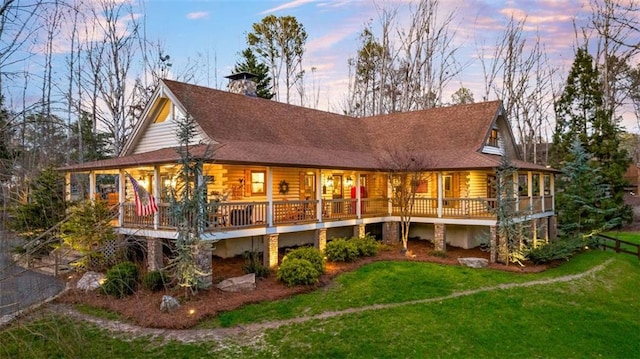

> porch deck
[119,195,554,231]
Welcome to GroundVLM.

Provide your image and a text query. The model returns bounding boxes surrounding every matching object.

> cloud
[186,12,209,20]
[260,0,318,14]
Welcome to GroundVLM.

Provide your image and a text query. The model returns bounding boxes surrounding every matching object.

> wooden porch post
[528,171,533,213]
[153,166,160,230]
[387,175,393,215]
[437,172,443,218]
[316,169,322,222]
[550,174,555,211]
[118,169,125,227]
[355,173,361,218]
[89,171,96,202]
[64,172,71,201]
[266,166,273,226]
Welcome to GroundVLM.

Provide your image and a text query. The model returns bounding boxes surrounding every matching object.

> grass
[1,250,638,358]
[604,230,640,245]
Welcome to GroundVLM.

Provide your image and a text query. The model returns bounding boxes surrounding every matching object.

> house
[60,75,556,274]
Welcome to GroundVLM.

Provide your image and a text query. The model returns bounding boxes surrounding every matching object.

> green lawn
[604,230,640,245]
[2,250,639,358]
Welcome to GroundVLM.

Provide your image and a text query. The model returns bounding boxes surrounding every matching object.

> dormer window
[487,129,499,147]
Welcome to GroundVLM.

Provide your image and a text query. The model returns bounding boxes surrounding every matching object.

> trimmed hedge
[283,246,325,274]
[325,238,359,262]
[276,258,320,286]
[102,261,139,298]
[352,234,379,257]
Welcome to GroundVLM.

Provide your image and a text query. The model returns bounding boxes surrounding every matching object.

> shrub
[142,270,167,292]
[351,234,379,257]
[242,250,269,278]
[102,261,139,298]
[325,238,359,262]
[276,258,320,286]
[527,237,587,264]
[283,246,325,274]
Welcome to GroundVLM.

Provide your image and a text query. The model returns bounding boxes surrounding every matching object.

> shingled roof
[60,79,551,172]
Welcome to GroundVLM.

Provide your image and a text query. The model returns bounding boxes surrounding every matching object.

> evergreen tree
[166,112,216,294]
[233,48,275,100]
[493,156,531,265]
[551,47,631,229]
[9,166,66,247]
[0,96,14,183]
[556,140,620,237]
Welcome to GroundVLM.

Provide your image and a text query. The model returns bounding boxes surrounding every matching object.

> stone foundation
[263,234,279,269]
[193,241,212,288]
[314,228,327,253]
[147,237,163,271]
[382,222,399,244]
[434,223,446,252]
[353,224,366,238]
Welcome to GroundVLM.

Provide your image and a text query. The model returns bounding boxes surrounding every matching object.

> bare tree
[80,0,140,156]
[478,16,555,164]
[588,0,639,117]
[378,148,433,253]
[345,0,463,116]
[247,15,307,104]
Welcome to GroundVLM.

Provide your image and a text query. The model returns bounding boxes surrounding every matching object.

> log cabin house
[60,74,556,270]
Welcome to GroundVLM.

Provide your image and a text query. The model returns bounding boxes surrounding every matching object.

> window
[251,171,265,195]
[487,129,499,147]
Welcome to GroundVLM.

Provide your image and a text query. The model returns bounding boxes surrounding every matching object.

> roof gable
[121,81,211,156]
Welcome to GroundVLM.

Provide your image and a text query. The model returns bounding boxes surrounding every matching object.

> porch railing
[120,195,552,230]
[273,200,317,225]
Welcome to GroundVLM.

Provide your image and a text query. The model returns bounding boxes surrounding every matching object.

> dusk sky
[137,0,631,131]
[7,0,639,133]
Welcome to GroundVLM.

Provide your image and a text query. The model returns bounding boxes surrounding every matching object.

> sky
[138,0,620,119]
[5,0,639,133]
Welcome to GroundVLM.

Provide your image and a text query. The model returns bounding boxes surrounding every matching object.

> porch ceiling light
[346,176,353,187]
[326,176,334,187]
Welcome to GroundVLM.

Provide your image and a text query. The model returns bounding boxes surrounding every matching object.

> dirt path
[45,258,613,345]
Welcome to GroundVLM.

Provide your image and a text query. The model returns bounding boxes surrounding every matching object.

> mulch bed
[56,239,549,329]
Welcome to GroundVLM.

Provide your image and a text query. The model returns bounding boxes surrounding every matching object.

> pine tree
[551,47,631,230]
[166,112,215,294]
[556,140,621,237]
[234,48,275,100]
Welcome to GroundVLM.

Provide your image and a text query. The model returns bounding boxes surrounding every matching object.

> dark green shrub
[142,270,167,292]
[325,238,359,262]
[276,258,320,286]
[283,246,325,274]
[102,261,139,298]
[242,250,269,278]
[351,235,379,257]
[527,237,587,264]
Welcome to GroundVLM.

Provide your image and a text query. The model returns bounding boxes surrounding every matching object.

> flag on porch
[127,173,158,216]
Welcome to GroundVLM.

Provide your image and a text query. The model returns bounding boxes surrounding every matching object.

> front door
[332,174,343,214]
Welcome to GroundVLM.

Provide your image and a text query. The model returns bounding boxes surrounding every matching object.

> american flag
[127,173,158,216]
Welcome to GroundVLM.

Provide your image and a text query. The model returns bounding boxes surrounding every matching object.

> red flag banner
[127,174,158,217]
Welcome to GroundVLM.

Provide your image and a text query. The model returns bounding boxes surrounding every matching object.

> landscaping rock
[76,271,105,292]
[216,273,256,292]
[160,295,180,313]
[457,257,488,268]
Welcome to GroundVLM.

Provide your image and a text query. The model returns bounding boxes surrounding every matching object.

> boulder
[457,257,489,269]
[160,295,180,313]
[76,271,105,292]
[216,273,256,292]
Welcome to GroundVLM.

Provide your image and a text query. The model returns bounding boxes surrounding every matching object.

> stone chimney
[225,72,258,97]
